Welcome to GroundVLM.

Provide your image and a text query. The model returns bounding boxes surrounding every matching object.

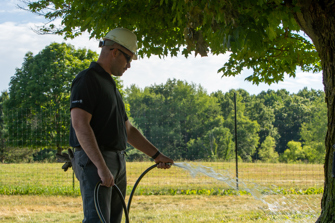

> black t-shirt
[69,62,128,151]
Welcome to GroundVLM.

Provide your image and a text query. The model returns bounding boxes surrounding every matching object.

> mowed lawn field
[0,194,322,222]
[0,162,324,222]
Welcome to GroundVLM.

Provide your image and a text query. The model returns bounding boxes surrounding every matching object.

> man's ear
[110,48,119,58]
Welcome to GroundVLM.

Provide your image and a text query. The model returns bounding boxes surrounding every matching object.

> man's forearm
[127,122,174,168]
[74,123,107,170]
[127,125,158,157]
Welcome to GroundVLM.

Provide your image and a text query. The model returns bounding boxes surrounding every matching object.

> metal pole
[332,145,335,178]
[332,151,335,178]
[73,170,75,192]
[234,92,239,190]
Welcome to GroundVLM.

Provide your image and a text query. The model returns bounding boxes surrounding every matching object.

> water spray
[94,161,320,222]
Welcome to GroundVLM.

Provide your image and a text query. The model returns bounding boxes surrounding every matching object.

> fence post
[332,145,335,178]
[73,170,75,192]
[234,92,239,190]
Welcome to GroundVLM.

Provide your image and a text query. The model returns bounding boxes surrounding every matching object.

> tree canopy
[124,80,325,164]
[4,43,98,152]
[25,0,321,84]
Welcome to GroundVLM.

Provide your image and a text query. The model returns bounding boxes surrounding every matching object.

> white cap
[103,28,138,60]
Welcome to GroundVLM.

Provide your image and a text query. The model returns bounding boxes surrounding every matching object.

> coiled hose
[94,163,161,223]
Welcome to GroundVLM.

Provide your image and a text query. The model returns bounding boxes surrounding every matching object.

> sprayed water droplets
[173,162,320,222]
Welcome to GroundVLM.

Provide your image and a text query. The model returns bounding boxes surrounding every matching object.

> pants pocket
[76,150,92,168]
[73,150,92,181]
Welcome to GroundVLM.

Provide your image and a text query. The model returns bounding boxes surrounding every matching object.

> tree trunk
[292,1,335,222]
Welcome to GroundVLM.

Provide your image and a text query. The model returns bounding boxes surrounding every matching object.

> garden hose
[94,182,130,223]
[127,164,158,213]
[94,163,172,223]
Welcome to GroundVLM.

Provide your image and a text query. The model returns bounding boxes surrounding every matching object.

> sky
[0,0,324,96]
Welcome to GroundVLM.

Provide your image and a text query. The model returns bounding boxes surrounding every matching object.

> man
[69,28,174,223]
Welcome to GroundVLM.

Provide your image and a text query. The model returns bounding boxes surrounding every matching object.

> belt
[73,146,126,155]
[74,146,82,152]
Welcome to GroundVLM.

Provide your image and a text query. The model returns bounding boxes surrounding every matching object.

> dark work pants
[74,149,127,223]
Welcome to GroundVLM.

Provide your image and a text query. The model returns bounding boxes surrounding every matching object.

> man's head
[102,28,137,60]
[98,28,138,76]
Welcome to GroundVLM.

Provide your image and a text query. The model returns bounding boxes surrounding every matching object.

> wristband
[151,151,160,159]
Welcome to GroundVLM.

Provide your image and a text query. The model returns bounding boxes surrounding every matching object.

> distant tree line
[125,80,326,164]
[0,43,122,162]
[0,43,326,163]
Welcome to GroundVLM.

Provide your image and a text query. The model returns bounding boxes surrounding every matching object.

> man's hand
[98,166,114,187]
[155,153,174,169]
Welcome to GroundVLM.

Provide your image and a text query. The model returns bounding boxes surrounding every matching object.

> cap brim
[102,38,137,60]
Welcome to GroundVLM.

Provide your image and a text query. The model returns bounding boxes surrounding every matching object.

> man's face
[110,46,133,77]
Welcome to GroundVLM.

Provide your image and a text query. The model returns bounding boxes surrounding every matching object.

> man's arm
[71,108,114,187]
[125,120,174,169]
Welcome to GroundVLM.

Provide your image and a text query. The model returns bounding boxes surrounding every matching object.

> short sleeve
[124,107,129,122]
[116,89,129,122]
[70,72,99,114]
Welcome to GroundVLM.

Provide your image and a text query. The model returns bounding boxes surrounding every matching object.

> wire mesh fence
[0,161,324,196]
[0,99,325,195]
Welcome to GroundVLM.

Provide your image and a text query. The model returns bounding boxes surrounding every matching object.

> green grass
[0,184,323,197]
[0,185,80,196]
[0,194,322,222]
[0,162,323,222]
[0,162,324,196]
